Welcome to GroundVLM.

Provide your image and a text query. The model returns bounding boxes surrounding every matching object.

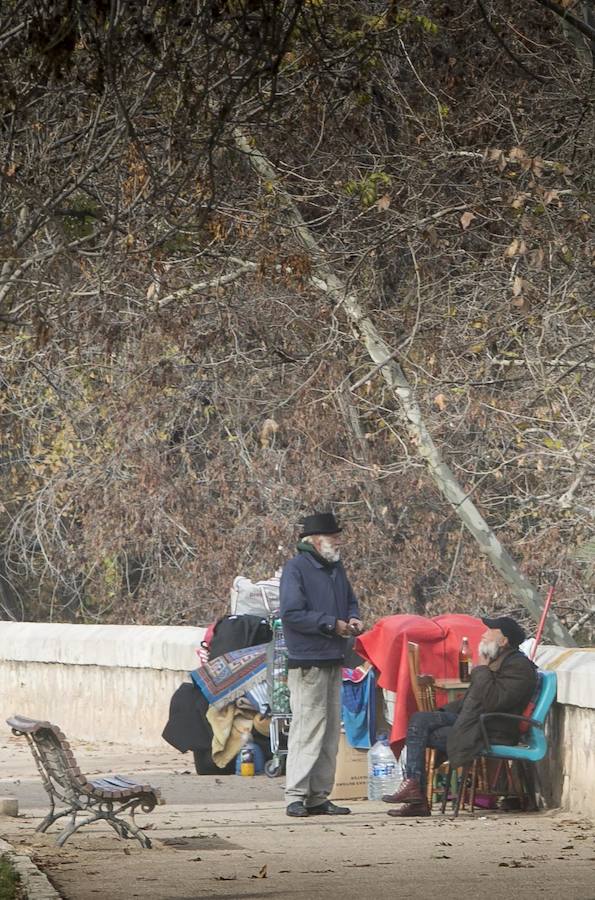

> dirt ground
[1,736,594,900]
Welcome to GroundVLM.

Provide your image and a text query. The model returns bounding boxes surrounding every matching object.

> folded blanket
[207,705,255,767]
[207,706,271,768]
[191,644,267,710]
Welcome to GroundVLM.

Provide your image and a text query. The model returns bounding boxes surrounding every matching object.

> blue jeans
[405,710,459,788]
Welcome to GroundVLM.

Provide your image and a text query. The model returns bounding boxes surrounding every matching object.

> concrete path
[1,736,594,900]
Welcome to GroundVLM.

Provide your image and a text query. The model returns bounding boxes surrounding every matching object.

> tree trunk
[234,128,576,647]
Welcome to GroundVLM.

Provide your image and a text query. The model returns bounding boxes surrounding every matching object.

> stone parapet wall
[0,622,206,746]
[541,703,594,817]
[535,644,595,707]
[535,645,595,819]
[0,621,203,670]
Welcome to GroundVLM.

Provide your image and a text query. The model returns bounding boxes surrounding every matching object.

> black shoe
[286,801,309,818]
[307,800,351,816]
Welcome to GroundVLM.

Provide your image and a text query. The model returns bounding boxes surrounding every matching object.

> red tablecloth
[355,613,485,755]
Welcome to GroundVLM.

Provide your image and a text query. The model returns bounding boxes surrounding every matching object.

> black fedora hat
[481,615,526,649]
[299,512,342,538]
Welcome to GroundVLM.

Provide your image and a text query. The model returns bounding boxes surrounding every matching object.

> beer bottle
[459,636,471,682]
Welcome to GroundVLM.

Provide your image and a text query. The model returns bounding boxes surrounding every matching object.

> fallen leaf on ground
[499,860,535,868]
[301,869,334,874]
[254,864,267,879]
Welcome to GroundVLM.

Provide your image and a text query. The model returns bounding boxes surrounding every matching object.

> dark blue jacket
[280,552,360,662]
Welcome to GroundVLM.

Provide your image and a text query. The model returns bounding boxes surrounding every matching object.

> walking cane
[530,574,559,661]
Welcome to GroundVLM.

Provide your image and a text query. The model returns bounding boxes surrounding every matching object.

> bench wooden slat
[89,779,125,799]
[112,775,159,794]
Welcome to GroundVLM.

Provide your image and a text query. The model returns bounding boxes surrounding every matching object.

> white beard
[479,637,501,662]
[319,537,340,562]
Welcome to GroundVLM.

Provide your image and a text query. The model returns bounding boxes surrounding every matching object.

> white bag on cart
[230,571,282,617]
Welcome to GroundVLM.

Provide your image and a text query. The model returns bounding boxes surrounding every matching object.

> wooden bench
[7,715,163,849]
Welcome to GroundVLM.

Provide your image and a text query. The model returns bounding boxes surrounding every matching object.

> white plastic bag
[230,570,282,617]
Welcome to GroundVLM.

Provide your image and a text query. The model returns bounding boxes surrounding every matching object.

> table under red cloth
[355,613,485,756]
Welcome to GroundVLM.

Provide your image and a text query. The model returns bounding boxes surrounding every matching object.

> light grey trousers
[284,665,342,807]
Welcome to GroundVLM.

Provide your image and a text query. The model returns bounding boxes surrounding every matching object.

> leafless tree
[0,1,592,640]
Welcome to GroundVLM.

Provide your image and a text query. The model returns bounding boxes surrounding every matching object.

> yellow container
[240,746,255,776]
[240,759,255,776]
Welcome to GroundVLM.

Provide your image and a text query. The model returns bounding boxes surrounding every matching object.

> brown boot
[382,778,424,804]
[387,800,430,818]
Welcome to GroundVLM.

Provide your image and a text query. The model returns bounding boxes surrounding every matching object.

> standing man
[280,512,363,818]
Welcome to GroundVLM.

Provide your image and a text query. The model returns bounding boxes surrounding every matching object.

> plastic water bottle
[367,735,402,800]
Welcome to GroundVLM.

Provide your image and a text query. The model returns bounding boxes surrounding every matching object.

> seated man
[383,615,537,817]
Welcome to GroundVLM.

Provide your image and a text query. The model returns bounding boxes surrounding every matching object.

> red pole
[530,575,559,660]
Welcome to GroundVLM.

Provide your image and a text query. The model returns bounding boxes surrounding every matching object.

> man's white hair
[302,533,340,562]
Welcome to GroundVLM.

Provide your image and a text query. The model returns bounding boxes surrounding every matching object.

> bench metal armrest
[479,712,544,753]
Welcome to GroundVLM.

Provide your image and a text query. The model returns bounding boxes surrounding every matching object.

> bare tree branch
[234,126,576,647]
[534,0,595,42]
[157,261,258,308]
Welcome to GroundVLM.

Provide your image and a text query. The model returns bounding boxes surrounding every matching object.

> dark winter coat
[445,647,538,767]
[280,552,360,663]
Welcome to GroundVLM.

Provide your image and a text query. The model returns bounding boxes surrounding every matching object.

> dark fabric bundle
[162,682,212,753]
[207,614,272,659]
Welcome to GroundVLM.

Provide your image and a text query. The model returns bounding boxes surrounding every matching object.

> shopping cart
[265,615,291,778]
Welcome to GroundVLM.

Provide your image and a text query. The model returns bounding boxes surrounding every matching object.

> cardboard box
[330,733,368,801]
